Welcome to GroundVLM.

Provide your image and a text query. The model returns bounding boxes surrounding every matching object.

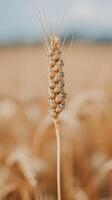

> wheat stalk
[47,36,66,200]
[7,147,48,190]
[37,15,66,200]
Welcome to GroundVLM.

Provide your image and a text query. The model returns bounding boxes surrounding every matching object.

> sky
[0,0,112,45]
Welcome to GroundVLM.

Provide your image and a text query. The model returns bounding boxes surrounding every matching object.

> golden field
[0,43,112,200]
[0,43,112,99]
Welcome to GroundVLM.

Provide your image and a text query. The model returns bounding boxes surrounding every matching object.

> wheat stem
[54,118,61,200]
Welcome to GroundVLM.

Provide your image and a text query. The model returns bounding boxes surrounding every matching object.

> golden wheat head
[48,36,66,119]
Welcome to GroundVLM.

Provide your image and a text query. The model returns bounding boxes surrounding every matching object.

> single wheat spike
[47,36,66,200]
[48,36,66,119]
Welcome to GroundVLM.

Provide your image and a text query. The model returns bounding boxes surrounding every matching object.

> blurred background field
[0,43,112,100]
[0,0,112,199]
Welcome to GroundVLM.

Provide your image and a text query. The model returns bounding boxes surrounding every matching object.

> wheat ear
[48,36,66,200]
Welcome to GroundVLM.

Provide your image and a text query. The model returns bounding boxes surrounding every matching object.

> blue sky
[0,0,112,44]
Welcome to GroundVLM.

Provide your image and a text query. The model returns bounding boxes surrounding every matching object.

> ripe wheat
[47,36,66,200]
[48,36,66,119]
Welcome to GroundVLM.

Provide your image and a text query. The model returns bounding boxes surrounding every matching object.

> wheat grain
[48,36,66,119]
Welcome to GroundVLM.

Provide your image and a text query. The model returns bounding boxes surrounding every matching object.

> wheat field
[0,43,112,98]
[0,43,112,199]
